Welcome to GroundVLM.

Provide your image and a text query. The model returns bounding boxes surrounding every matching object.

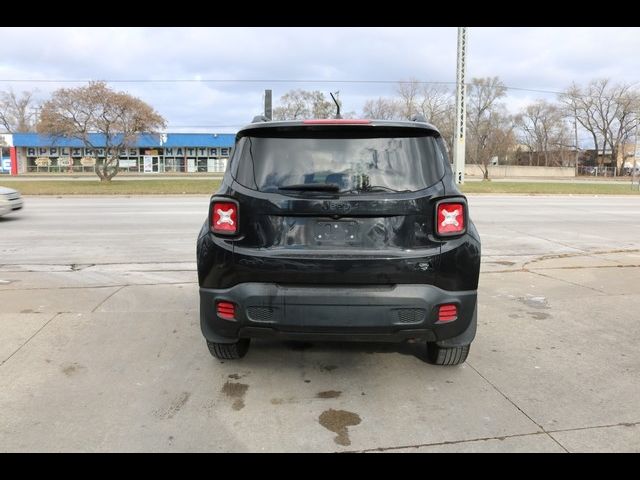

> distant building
[1,133,236,175]
[512,144,578,167]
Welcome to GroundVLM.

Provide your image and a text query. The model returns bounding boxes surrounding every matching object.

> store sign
[119,159,136,168]
[58,157,73,167]
[164,148,185,156]
[35,157,51,167]
[80,157,96,167]
[25,147,108,157]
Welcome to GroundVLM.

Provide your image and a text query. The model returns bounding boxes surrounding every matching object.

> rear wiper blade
[278,183,340,192]
[341,185,410,194]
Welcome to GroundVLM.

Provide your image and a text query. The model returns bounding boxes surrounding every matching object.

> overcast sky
[1,27,639,133]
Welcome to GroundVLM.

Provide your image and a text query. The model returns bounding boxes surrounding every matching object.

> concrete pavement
[0,195,639,452]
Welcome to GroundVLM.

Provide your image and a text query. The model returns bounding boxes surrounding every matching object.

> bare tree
[515,100,569,166]
[273,90,308,120]
[396,80,421,120]
[560,79,640,171]
[362,84,455,152]
[0,89,37,132]
[606,84,640,171]
[418,85,455,153]
[37,81,166,182]
[273,90,336,120]
[559,83,600,165]
[466,77,510,179]
[362,97,401,119]
[309,91,335,119]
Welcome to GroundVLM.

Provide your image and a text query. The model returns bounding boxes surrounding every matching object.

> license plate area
[314,220,360,246]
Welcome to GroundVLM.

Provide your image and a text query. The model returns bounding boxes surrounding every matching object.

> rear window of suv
[232,126,446,193]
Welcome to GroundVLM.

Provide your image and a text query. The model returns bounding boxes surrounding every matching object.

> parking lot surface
[1,195,639,452]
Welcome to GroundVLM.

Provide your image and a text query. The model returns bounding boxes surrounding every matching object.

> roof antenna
[329,92,342,119]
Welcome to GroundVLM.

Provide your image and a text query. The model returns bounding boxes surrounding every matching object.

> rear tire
[426,343,470,366]
[206,339,250,360]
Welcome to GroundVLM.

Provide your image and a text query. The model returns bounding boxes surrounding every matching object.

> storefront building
[3,133,236,175]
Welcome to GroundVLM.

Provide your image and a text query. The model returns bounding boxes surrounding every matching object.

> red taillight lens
[216,301,236,320]
[436,202,465,236]
[211,201,238,235]
[438,304,458,323]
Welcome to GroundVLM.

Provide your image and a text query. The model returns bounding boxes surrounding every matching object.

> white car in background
[0,186,24,216]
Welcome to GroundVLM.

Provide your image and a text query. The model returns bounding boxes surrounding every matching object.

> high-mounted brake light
[211,201,239,235]
[436,202,465,236]
[302,119,371,124]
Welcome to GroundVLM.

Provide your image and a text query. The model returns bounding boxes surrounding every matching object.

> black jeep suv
[196,117,480,365]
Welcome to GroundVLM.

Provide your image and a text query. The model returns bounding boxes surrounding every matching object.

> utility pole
[31,106,42,127]
[633,122,639,190]
[574,116,579,176]
[452,27,467,185]
[264,89,272,121]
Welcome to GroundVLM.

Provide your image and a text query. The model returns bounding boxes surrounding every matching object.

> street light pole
[452,27,468,185]
[633,122,639,190]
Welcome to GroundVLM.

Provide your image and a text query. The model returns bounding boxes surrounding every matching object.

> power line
[0,77,567,95]
[0,78,456,85]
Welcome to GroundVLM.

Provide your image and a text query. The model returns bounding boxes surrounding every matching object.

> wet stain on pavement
[316,390,341,399]
[528,311,551,320]
[319,409,362,446]
[222,381,249,411]
[61,362,86,376]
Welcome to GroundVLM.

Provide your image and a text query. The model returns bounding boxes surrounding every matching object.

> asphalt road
[1,174,635,184]
[1,195,639,452]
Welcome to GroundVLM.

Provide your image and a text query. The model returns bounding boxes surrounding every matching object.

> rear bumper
[200,283,477,345]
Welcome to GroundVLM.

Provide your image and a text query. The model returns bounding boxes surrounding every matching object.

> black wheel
[206,339,250,360]
[426,343,470,366]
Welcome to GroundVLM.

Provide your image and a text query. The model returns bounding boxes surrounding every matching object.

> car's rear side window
[232,127,445,193]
